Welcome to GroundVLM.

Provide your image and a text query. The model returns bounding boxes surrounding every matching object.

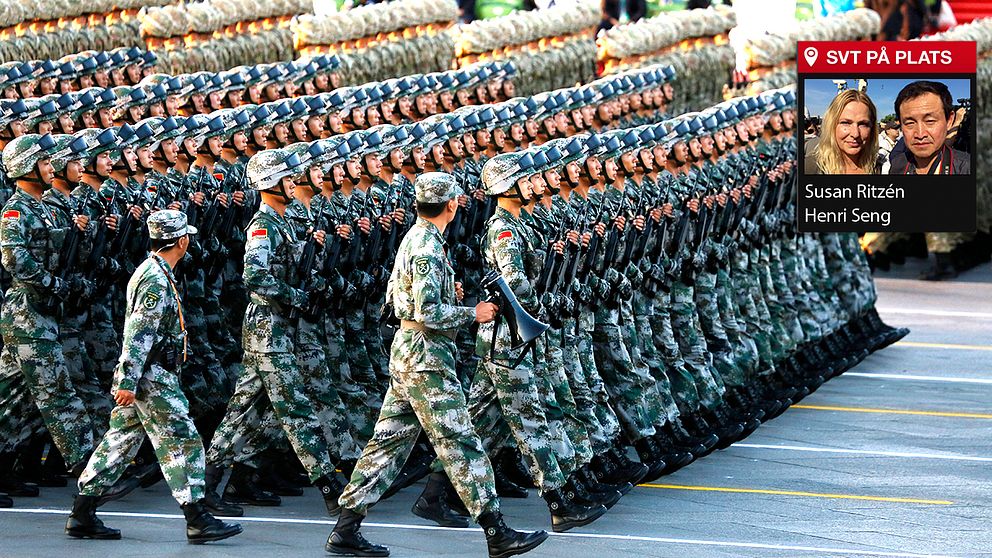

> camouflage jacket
[242,203,307,353]
[114,254,186,394]
[0,188,68,340]
[482,206,540,315]
[386,218,474,371]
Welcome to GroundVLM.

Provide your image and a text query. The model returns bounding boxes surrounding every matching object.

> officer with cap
[330,171,549,558]
[69,210,243,545]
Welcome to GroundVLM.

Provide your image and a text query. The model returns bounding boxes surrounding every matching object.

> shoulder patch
[143,292,160,310]
[3,210,20,220]
[497,230,512,241]
[415,256,430,276]
[251,228,268,238]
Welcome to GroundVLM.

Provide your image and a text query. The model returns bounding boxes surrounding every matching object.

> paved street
[1,260,990,558]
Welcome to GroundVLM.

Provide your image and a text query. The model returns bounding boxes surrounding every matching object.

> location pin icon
[803,46,818,67]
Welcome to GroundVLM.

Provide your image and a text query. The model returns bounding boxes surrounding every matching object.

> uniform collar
[150,252,178,283]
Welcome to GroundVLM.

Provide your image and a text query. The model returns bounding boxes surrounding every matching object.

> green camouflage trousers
[730,251,775,373]
[81,292,121,392]
[695,270,745,387]
[298,318,361,462]
[591,320,658,442]
[472,319,567,493]
[670,281,724,411]
[542,328,592,473]
[62,317,112,437]
[0,338,94,466]
[324,314,377,447]
[0,345,44,452]
[340,329,499,520]
[575,320,621,449]
[207,351,336,482]
[714,267,759,380]
[78,375,205,505]
[561,321,614,454]
[649,298,703,415]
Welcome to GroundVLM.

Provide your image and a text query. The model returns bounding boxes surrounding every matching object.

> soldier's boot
[315,474,347,516]
[494,463,530,498]
[202,465,244,517]
[564,471,620,510]
[65,495,121,540]
[480,510,549,558]
[0,452,40,497]
[325,508,390,557]
[864,308,910,351]
[650,432,696,474]
[920,252,957,281]
[260,455,305,497]
[541,489,606,533]
[412,472,470,528]
[498,447,535,489]
[632,438,668,483]
[608,445,650,486]
[133,440,164,489]
[337,459,357,480]
[381,443,433,500]
[223,464,281,506]
[666,418,720,457]
[0,493,11,507]
[578,465,631,497]
[182,499,243,544]
[704,407,746,450]
[95,463,157,506]
[14,437,66,488]
[747,383,788,420]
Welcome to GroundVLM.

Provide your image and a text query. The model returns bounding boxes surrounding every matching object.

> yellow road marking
[896,341,992,352]
[640,483,952,505]
[792,404,992,420]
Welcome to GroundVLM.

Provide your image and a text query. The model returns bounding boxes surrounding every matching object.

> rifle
[289,196,329,321]
[49,188,93,310]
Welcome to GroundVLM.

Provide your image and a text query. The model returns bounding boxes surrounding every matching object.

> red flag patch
[251,228,268,238]
[2,210,20,220]
[497,230,512,241]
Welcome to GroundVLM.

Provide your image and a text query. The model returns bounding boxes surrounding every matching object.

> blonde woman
[804,89,880,174]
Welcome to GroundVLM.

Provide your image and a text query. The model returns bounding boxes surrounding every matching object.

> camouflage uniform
[340,174,499,520]
[78,212,205,506]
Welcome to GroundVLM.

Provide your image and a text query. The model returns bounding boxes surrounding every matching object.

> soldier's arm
[411,252,474,330]
[490,226,539,311]
[243,223,307,309]
[114,276,167,394]
[0,206,53,289]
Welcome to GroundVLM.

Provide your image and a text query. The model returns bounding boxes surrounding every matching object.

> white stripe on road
[0,508,960,558]
[732,443,992,463]
[878,308,992,319]
[842,372,992,385]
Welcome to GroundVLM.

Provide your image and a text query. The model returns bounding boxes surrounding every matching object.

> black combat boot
[479,510,549,558]
[315,474,347,516]
[632,438,668,483]
[666,418,719,457]
[96,462,160,506]
[920,252,957,281]
[65,495,121,539]
[259,455,305,497]
[13,438,66,488]
[202,465,244,517]
[182,499,243,544]
[564,471,620,509]
[650,432,696,474]
[579,465,631,496]
[608,445,651,485]
[223,463,281,506]
[498,447,535,489]
[0,452,40,497]
[542,488,606,533]
[412,472,470,528]
[325,508,390,557]
[0,493,12,507]
[706,406,746,450]
[494,463,530,498]
[380,443,434,500]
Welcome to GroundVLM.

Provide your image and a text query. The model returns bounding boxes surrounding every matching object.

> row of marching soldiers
[0,49,908,557]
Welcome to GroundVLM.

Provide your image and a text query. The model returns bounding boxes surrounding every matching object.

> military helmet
[247,148,302,191]
[2,133,59,179]
[481,152,527,196]
[49,133,77,173]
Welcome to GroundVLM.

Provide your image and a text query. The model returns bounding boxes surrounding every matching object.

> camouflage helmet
[2,133,59,179]
[247,148,301,191]
[415,171,462,205]
[49,133,77,174]
[481,152,526,196]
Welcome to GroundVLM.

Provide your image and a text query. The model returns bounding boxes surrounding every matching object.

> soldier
[0,134,96,489]
[329,171,549,558]
[68,210,243,544]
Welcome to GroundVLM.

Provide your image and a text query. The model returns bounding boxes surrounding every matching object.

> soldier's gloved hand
[69,275,96,300]
[328,270,346,294]
[616,275,633,301]
[604,267,621,286]
[47,276,70,301]
[691,250,707,272]
[454,243,474,265]
[304,273,327,295]
[99,257,121,278]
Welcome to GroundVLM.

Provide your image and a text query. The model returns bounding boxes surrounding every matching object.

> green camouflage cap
[148,209,198,241]
[415,171,462,204]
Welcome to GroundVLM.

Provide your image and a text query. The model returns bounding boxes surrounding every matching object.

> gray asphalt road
[2,259,990,558]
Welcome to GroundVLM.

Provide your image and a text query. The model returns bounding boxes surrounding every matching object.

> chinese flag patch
[2,210,20,220]
[251,228,268,238]
[497,230,512,241]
